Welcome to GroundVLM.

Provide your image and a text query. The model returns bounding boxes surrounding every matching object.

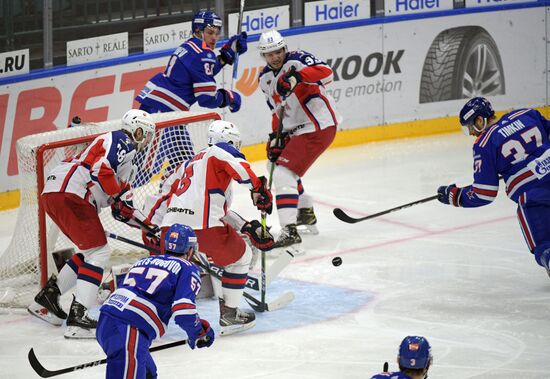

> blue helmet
[398,336,432,370]
[459,97,494,134]
[164,224,198,257]
[192,10,222,34]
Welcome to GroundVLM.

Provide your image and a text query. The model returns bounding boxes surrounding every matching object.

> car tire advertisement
[0,4,548,193]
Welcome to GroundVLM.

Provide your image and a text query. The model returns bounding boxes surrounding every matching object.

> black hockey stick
[333,195,438,224]
[105,231,259,291]
[383,362,389,372]
[106,232,294,313]
[28,340,187,377]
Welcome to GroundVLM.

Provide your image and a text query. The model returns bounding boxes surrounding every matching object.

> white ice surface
[1,133,549,378]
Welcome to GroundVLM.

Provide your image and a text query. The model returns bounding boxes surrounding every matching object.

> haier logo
[242,13,280,32]
[228,6,290,35]
[305,0,370,26]
[387,0,453,15]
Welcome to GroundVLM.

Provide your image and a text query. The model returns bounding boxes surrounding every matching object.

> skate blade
[297,224,319,235]
[27,302,64,326]
[219,319,256,336]
[268,245,305,258]
[64,325,97,339]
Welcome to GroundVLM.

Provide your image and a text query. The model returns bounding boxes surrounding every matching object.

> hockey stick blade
[333,195,438,224]
[244,291,294,312]
[29,340,187,377]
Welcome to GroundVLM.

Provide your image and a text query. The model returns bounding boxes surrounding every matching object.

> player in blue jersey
[97,224,215,378]
[134,10,247,186]
[370,336,433,379]
[437,97,550,276]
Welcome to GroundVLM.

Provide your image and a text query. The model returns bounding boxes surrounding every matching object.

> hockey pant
[517,188,550,269]
[42,192,109,309]
[97,313,157,379]
[193,225,252,308]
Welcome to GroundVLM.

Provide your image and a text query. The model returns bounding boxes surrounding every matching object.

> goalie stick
[333,195,438,224]
[28,340,188,378]
[105,232,294,312]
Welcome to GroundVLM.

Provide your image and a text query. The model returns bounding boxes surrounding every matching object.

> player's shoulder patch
[111,130,134,151]
[214,142,246,160]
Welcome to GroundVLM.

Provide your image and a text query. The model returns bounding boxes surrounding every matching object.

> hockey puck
[332,256,342,267]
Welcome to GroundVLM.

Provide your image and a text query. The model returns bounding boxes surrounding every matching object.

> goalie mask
[207,120,242,150]
[459,97,495,136]
[398,336,433,371]
[121,109,155,152]
[164,224,199,261]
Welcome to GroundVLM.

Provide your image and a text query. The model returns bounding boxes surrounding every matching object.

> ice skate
[273,224,302,248]
[27,274,67,326]
[219,298,256,336]
[297,207,319,235]
[64,296,97,339]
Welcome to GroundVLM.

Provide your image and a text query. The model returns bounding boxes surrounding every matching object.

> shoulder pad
[111,130,135,151]
[259,65,273,78]
[214,142,246,160]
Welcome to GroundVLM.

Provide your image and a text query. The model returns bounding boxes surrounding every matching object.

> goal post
[0,110,220,308]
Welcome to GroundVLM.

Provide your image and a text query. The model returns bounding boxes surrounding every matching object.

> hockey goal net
[0,110,220,308]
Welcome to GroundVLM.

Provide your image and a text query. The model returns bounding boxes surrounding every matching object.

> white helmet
[121,109,155,152]
[208,120,241,150]
[258,30,287,55]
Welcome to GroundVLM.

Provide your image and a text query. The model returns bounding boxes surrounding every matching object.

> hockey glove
[189,319,215,349]
[276,67,301,97]
[219,32,248,65]
[266,132,290,163]
[111,199,135,223]
[437,184,461,206]
[217,89,241,113]
[241,220,275,251]
[251,176,273,214]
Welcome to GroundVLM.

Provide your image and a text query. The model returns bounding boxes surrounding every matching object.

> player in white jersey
[258,29,342,248]
[160,120,273,335]
[27,109,156,339]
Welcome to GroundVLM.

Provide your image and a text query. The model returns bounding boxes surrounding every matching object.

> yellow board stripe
[1,106,548,211]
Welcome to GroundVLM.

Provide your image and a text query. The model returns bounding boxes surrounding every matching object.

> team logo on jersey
[170,231,179,239]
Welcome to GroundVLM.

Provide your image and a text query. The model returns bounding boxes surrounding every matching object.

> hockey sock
[76,262,103,309]
[297,179,313,209]
[221,245,252,308]
[56,253,84,294]
[273,165,299,226]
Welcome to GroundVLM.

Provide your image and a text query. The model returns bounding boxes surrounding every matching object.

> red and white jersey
[142,163,186,226]
[160,143,261,230]
[259,50,342,135]
[43,130,136,210]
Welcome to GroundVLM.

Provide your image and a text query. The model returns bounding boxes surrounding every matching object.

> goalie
[27,109,156,339]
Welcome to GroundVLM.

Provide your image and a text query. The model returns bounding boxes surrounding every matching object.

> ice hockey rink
[1,132,549,379]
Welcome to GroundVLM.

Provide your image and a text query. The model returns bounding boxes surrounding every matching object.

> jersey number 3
[501,127,543,164]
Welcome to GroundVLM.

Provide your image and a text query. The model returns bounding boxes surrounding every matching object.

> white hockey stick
[245,248,295,312]
[231,0,246,91]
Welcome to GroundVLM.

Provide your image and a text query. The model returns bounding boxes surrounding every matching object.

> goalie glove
[266,132,290,163]
[251,176,273,214]
[241,220,275,251]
